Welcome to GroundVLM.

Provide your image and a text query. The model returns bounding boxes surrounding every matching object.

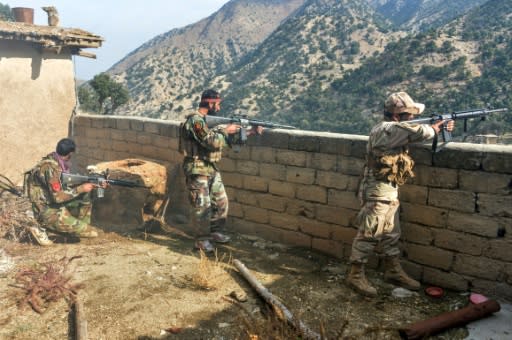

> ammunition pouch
[368,152,415,186]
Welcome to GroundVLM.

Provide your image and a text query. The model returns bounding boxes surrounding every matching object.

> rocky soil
[0,193,472,340]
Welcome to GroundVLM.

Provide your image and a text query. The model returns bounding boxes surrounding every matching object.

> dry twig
[12,255,84,313]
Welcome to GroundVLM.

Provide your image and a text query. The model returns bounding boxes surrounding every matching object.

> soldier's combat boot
[384,256,420,291]
[346,263,377,297]
[78,226,99,239]
[29,227,53,246]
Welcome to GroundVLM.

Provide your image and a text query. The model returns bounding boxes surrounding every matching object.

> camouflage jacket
[25,153,81,214]
[179,112,239,176]
[359,121,435,202]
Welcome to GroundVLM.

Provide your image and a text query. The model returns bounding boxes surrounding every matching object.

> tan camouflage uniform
[25,154,92,235]
[350,121,436,263]
[179,112,240,240]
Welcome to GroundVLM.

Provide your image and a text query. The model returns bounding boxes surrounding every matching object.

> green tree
[0,2,13,21]
[77,86,100,113]
[79,73,130,114]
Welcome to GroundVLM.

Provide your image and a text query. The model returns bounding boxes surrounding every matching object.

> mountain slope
[366,0,488,31]
[214,0,398,129]
[109,0,305,119]
[278,0,512,134]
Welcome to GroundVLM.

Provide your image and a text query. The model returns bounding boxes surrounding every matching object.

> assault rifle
[206,115,296,144]
[408,108,508,151]
[61,171,147,198]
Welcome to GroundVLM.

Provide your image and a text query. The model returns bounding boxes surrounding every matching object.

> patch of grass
[188,249,232,290]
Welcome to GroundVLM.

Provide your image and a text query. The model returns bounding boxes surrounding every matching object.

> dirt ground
[0,194,473,340]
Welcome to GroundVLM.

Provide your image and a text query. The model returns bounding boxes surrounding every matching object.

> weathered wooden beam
[233,259,321,340]
[74,298,88,340]
[76,49,97,59]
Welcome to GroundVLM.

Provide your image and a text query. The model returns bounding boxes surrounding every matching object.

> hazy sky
[7,0,231,80]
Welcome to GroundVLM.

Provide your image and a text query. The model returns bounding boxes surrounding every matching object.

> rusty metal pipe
[399,299,501,339]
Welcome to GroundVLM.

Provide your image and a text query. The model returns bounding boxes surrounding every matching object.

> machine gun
[61,171,147,198]
[408,108,508,151]
[205,115,296,144]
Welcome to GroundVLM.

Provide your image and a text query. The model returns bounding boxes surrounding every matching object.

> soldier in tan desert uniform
[25,138,105,245]
[347,92,455,297]
[179,89,262,253]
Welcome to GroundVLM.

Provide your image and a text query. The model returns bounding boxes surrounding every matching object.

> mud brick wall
[72,114,512,300]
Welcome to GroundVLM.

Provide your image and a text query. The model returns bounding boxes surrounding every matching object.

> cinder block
[144,121,160,134]
[477,193,512,218]
[286,166,315,184]
[307,152,337,171]
[316,171,351,190]
[280,229,312,248]
[453,254,503,281]
[337,156,365,176]
[269,211,300,231]
[289,134,320,152]
[237,160,260,176]
[428,188,475,213]
[459,170,511,194]
[404,243,454,270]
[260,163,286,181]
[412,165,458,189]
[276,150,307,166]
[251,147,275,163]
[130,120,144,131]
[312,238,344,259]
[296,184,327,203]
[256,193,287,212]
[298,217,334,239]
[401,202,448,228]
[327,189,359,209]
[316,205,357,227]
[269,180,295,198]
[242,175,268,192]
[432,144,482,170]
[433,229,486,256]
[482,145,512,173]
[229,202,243,218]
[401,222,434,245]
[400,184,428,204]
[244,206,269,224]
[447,211,505,238]
[422,267,468,291]
[484,240,512,262]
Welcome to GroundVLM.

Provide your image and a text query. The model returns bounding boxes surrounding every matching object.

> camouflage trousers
[36,194,92,235]
[350,199,401,263]
[185,172,228,240]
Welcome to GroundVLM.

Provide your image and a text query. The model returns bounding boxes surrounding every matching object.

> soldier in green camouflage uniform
[347,92,455,297]
[179,89,261,253]
[25,138,100,245]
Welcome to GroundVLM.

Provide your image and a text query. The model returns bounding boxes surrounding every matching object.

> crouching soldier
[25,138,105,245]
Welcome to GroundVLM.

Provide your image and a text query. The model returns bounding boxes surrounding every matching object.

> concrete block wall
[72,114,512,300]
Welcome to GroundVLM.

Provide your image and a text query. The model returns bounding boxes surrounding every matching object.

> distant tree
[77,86,100,113]
[79,73,130,114]
[0,3,13,21]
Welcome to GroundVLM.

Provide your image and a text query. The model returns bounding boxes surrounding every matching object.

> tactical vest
[179,114,224,163]
[367,148,415,186]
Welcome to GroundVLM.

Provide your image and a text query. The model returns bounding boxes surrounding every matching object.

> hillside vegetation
[102,0,511,137]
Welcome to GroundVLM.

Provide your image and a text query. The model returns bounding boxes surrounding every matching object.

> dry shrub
[239,307,326,340]
[12,255,84,313]
[0,194,38,243]
[188,249,232,290]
